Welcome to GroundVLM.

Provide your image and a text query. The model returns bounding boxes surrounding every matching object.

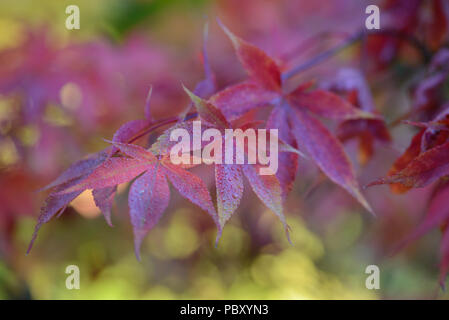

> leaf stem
[126,112,198,144]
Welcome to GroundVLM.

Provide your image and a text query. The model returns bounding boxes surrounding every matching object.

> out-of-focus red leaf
[290,108,373,214]
[428,0,448,50]
[387,129,425,193]
[337,118,391,165]
[369,141,449,189]
[128,165,169,260]
[321,68,376,112]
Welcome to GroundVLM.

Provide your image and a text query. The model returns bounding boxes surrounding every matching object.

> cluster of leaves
[368,49,449,286]
[31,21,381,259]
[365,0,449,70]
[29,1,449,286]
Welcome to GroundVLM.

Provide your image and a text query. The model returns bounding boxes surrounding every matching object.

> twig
[281,29,432,83]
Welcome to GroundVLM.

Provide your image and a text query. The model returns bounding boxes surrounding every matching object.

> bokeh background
[0,0,448,299]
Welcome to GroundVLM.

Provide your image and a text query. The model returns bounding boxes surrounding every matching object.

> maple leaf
[28,150,112,253]
[210,20,374,213]
[185,87,306,243]
[105,141,219,259]
[371,106,449,286]
[369,107,449,192]
[128,163,169,260]
[92,186,117,227]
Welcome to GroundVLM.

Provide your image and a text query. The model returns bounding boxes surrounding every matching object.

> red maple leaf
[210,20,375,213]
[369,107,449,285]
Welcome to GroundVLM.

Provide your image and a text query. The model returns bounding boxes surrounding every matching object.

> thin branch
[122,29,431,147]
[281,29,432,83]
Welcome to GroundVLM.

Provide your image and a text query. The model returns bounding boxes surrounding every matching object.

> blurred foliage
[0,0,448,300]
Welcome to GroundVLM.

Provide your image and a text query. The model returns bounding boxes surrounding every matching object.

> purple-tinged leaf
[60,157,152,193]
[290,89,377,120]
[129,165,169,260]
[150,121,195,156]
[242,164,290,241]
[39,151,107,192]
[215,164,243,240]
[290,108,373,214]
[194,22,217,99]
[93,186,117,227]
[321,68,376,112]
[267,107,299,197]
[106,140,157,162]
[162,162,219,232]
[183,86,229,128]
[28,177,86,254]
[111,119,151,154]
[209,81,279,120]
